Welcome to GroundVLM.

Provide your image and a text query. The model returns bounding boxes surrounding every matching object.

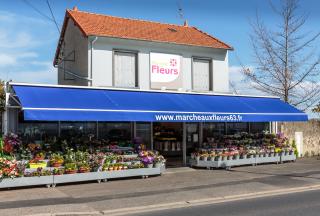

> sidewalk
[1,158,320,216]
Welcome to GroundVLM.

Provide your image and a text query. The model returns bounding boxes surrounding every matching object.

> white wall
[57,19,89,86]
[90,37,230,93]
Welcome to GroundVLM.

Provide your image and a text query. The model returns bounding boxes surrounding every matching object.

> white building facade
[55,8,231,95]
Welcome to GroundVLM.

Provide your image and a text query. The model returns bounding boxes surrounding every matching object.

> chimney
[183,20,188,27]
[73,6,78,11]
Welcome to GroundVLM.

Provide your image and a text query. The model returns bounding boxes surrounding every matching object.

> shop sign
[150,52,182,90]
[154,113,243,122]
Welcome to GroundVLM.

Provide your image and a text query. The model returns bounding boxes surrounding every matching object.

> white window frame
[192,57,213,92]
[113,50,138,88]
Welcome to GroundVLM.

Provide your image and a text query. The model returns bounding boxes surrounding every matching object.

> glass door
[186,123,199,156]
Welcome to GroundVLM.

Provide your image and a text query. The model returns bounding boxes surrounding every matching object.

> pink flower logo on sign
[150,53,181,83]
[170,59,177,67]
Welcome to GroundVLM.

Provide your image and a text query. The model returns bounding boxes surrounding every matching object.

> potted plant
[53,168,64,175]
[64,163,77,174]
[34,151,46,160]
[108,164,114,171]
[201,153,208,161]
[50,153,64,167]
[78,162,90,173]
[154,155,166,168]
[139,150,155,168]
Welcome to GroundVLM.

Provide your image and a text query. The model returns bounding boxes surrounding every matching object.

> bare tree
[312,103,320,118]
[243,0,320,110]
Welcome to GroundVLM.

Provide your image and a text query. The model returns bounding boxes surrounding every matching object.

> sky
[0,0,319,97]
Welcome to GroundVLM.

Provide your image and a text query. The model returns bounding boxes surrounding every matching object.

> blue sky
[0,0,319,95]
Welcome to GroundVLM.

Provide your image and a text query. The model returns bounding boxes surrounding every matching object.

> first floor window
[192,58,212,91]
[114,51,138,88]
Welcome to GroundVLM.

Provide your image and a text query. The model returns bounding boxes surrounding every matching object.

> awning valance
[12,84,308,122]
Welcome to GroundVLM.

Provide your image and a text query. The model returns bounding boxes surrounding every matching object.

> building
[54,7,231,93]
[3,7,307,167]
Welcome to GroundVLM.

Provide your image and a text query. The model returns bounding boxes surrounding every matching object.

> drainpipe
[90,36,98,86]
[2,82,9,135]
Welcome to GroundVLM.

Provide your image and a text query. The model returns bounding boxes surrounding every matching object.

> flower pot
[79,168,90,173]
[154,163,162,168]
[234,155,240,160]
[222,156,228,161]
[215,156,222,161]
[65,170,77,174]
[147,164,153,168]
[210,157,215,161]
[191,154,195,159]
[202,157,208,161]
[196,156,200,162]
[51,162,63,167]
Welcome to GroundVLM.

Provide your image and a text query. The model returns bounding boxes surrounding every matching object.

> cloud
[0,54,16,67]
[1,61,57,84]
[0,52,39,68]
[229,65,264,96]
[0,10,56,84]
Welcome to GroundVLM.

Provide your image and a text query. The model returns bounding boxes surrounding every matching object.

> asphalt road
[133,189,320,216]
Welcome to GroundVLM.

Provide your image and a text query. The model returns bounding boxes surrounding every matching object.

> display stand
[280,152,296,163]
[0,166,165,189]
[0,176,53,188]
[190,153,285,169]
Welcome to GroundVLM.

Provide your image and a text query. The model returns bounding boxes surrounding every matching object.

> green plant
[50,153,64,164]
[64,148,76,163]
[75,151,90,163]
[292,140,299,157]
[64,162,77,171]
[52,168,64,175]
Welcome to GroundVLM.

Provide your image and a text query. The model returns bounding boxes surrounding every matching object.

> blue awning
[12,84,308,122]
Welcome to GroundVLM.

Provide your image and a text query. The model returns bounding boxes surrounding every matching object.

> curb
[27,211,101,216]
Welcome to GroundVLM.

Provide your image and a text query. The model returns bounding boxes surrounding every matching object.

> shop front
[4,83,308,169]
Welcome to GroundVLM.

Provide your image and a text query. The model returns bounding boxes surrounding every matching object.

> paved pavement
[133,187,320,216]
[1,158,320,215]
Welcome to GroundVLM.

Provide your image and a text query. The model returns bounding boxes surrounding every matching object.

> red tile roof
[54,8,232,65]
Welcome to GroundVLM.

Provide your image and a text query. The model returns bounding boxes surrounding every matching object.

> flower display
[139,150,155,165]
[0,133,165,184]
[3,133,21,154]
[192,132,296,160]
[0,157,21,179]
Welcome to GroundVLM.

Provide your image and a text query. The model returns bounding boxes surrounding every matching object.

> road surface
[132,189,320,216]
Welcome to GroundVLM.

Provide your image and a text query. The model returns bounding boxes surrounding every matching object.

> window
[18,122,59,144]
[60,122,96,140]
[226,123,249,135]
[192,58,212,91]
[203,123,225,139]
[98,122,132,143]
[250,122,270,133]
[114,51,138,88]
[136,122,151,149]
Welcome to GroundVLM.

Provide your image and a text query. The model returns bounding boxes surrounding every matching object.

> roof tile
[67,9,232,50]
